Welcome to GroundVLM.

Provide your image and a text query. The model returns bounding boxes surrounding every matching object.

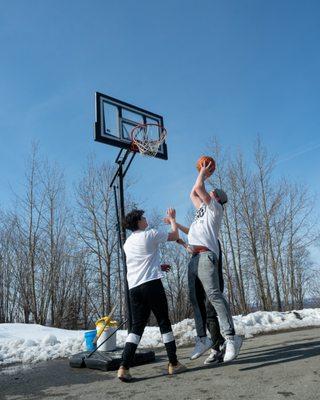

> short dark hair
[124,209,145,232]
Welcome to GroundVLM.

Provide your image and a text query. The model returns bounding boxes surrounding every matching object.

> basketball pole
[110,147,136,331]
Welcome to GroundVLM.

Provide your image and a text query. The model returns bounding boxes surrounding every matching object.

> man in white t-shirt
[117,208,186,382]
[186,160,242,362]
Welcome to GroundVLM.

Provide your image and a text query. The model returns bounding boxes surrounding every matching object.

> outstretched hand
[166,208,176,220]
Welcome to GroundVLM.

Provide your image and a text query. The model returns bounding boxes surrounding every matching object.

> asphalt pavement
[1,327,320,400]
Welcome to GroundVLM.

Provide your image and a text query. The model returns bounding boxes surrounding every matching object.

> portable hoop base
[69,349,155,371]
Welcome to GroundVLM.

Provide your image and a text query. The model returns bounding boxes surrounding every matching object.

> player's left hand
[166,208,176,220]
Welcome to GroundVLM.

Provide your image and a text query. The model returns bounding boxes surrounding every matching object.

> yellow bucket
[95,317,118,351]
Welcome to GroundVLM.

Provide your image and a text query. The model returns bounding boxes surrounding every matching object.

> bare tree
[1,137,319,328]
[74,156,119,318]
[162,241,192,322]
[254,139,283,310]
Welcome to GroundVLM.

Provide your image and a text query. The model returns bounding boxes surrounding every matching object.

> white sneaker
[223,335,243,362]
[204,349,223,365]
[190,336,212,360]
[223,336,236,362]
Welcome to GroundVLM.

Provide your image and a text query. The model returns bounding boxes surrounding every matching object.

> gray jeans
[188,251,235,337]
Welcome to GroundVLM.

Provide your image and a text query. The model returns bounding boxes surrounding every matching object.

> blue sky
[1,0,320,227]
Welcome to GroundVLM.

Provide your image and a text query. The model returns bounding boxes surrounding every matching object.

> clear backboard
[94,92,168,160]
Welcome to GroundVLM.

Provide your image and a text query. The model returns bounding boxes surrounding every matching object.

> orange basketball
[196,156,216,175]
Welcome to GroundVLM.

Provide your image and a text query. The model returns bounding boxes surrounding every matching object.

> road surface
[1,327,320,400]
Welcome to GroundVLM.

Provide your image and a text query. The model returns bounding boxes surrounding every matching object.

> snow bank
[1,308,320,366]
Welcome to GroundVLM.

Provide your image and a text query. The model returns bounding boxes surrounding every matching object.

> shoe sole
[168,367,188,375]
[118,376,132,382]
[204,359,223,365]
[223,356,236,362]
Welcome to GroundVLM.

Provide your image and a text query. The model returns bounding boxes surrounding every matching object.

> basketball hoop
[130,123,167,157]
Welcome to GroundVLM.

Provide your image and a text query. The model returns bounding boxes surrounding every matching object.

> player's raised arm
[166,208,179,241]
[190,186,203,209]
[163,215,190,235]
[193,161,214,205]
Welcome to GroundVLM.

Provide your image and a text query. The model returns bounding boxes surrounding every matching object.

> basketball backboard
[94,92,168,160]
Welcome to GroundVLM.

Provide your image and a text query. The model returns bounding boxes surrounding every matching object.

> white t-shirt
[123,229,168,289]
[188,198,223,256]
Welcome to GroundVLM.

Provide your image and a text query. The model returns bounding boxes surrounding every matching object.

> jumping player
[187,161,242,362]
[167,160,242,362]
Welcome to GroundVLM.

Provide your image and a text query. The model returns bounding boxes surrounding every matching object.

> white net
[131,123,167,157]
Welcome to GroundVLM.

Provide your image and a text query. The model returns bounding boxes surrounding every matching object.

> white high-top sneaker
[223,335,243,362]
[190,336,212,360]
[223,336,236,362]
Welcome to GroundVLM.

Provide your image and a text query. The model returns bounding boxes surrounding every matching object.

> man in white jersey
[186,160,242,362]
[117,208,186,382]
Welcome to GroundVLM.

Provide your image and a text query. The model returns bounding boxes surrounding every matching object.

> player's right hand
[200,160,214,179]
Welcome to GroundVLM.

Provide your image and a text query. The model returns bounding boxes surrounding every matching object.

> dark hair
[124,209,145,232]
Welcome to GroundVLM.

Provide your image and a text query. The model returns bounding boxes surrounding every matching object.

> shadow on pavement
[130,336,320,381]
[235,337,320,371]
[242,334,316,354]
